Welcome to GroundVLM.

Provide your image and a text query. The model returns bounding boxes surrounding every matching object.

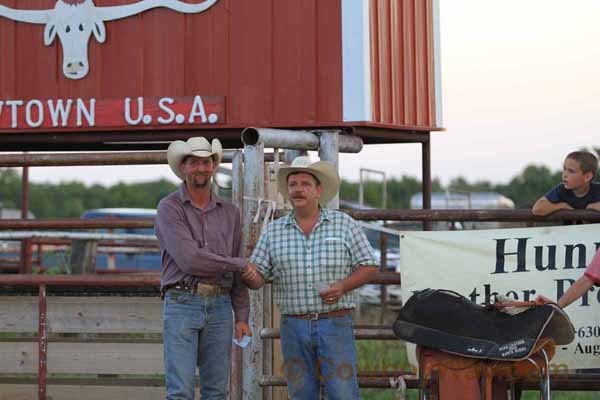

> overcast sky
[25,0,600,186]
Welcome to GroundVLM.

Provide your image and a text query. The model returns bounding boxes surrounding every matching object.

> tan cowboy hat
[277,156,340,205]
[167,137,223,180]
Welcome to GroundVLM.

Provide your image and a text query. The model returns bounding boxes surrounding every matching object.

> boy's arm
[532,197,573,216]
[557,275,595,308]
[585,201,600,212]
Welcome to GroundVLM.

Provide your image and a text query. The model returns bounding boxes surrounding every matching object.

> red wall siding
[317,0,342,123]
[370,0,437,128]
[0,0,15,98]
[0,0,439,134]
[0,0,344,131]
[228,0,272,125]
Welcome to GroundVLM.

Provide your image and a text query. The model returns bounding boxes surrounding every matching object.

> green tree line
[0,161,580,218]
[0,168,177,218]
[340,164,562,210]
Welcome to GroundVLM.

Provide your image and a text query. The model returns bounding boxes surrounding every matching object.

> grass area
[356,340,412,376]
[356,340,414,400]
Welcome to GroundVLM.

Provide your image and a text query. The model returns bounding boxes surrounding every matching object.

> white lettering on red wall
[0,95,225,130]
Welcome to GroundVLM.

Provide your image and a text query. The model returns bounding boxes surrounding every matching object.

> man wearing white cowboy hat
[155,137,251,400]
[242,156,378,400]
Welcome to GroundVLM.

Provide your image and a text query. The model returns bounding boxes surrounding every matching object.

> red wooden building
[0,0,442,150]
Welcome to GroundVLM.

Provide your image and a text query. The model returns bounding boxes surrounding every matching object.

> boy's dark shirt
[544,182,600,209]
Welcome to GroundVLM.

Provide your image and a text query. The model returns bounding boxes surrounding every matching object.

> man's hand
[319,282,346,305]
[234,321,252,341]
[534,295,554,306]
[241,263,264,289]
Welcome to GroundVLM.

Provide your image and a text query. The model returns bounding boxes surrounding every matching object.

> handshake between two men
[241,264,347,306]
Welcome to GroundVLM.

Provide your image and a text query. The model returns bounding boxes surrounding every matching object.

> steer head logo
[0,0,219,80]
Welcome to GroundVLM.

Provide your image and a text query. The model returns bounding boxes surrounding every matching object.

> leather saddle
[393,288,574,361]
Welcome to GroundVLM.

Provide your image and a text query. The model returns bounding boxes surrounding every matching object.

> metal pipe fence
[2,209,599,397]
[0,150,279,167]
[2,143,599,397]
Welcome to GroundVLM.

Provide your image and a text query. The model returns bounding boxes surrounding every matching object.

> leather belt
[287,309,352,320]
[163,282,229,298]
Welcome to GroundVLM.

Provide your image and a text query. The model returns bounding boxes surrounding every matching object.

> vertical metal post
[379,233,388,324]
[230,149,244,400]
[282,149,307,165]
[382,174,388,209]
[422,136,432,231]
[37,242,43,269]
[232,150,244,211]
[20,165,32,273]
[21,239,33,274]
[318,130,340,209]
[38,284,47,400]
[262,162,273,400]
[21,165,29,219]
[359,168,387,209]
[70,240,98,274]
[242,144,265,400]
[358,180,364,207]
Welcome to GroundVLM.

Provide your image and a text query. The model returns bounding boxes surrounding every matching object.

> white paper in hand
[315,282,330,294]
[232,335,252,348]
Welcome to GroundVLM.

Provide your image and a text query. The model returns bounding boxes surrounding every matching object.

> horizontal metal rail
[29,238,159,248]
[0,274,160,286]
[0,272,396,287]
[260,327,397,340]
[0,231,157,241]
[95,246,159,254]
[2,209,598,231]
[0,150,278,167]
[258,374,600,390]
[346,208,600,222]
[0,374,184,387]
[0,373,387,389]
[0,219,154,230]
[366,271,400,285]
[0,333,163,344]
[241,128,363,153]
[261,374,412,388]
[3,372,595,390]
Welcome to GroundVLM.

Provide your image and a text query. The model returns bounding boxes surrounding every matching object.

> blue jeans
[280,313,360,400]
[163,289,233,400]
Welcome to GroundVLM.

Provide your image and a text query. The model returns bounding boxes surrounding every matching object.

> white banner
[400,223,600,370]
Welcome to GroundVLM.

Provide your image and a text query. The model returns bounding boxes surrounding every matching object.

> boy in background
[532,151,600,215]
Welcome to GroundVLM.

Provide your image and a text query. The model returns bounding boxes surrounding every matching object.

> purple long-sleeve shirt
[155,184,249,323]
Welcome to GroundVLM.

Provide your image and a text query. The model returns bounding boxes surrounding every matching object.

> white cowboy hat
[167,137,223,180]
[277,156,340,205]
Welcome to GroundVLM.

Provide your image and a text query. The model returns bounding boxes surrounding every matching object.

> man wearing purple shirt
[155,136,251,400]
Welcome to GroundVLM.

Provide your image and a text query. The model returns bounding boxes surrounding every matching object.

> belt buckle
[309,312,319,321]
[196,282,216,297]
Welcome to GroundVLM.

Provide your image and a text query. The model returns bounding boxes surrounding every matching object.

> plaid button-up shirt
[250,208,377,315]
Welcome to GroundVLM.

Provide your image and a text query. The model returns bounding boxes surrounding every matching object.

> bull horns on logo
[0,0,219,80]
